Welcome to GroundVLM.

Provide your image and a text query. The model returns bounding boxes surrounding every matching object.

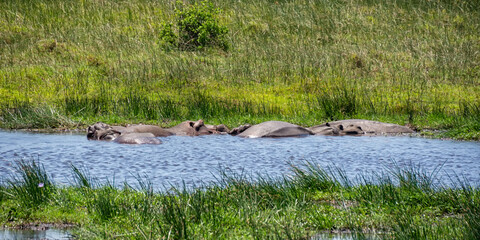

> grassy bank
[0,0,479,140]
[0,159,479,239]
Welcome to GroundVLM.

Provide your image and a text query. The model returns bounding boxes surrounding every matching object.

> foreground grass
[0,0,479,140]
[0,160,479,239]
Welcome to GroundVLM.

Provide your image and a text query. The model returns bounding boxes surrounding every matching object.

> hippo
[123,124,173,137]
[205,124,230,135]
[87,122,172,140]
[309,119,414,136]
[87,122,121,140]
[229,124,252,136]
[167,119,227,136]
[238,121,313,138]
[114,133,162,145]
[87,122,169,144]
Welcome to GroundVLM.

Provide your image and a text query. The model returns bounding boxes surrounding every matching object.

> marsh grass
[1,159,479,239]
[0,179,6,203]
[0,103,76,129]
[71,164,95,190]
[6,159,55,208]
[0,0,479,139]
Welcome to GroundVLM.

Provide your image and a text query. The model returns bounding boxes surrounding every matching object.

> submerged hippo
[229,124,252,136]
[114,133,162,145]
[167,119,228,136]
[238,121,313,138]
[87,122,167,144]
[309,119,414,136]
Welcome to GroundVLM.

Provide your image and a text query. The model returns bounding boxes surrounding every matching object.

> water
[0,228,71,240]
[1,130,479,187]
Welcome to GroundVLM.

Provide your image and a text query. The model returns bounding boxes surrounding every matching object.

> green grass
[1,159,479,239]
[0,0,479,139]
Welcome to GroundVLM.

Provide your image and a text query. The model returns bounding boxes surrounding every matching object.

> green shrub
[158,22,177,46]
[160,1,229,51]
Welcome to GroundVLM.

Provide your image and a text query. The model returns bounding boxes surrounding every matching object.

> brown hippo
[87,122,172,140]
[309,119,414,136]
[87,122,121,140]
[238,121,313,138]
[229,124,252,136]
[87,122,170,144]
[205,124,230,134]
[166,119,227,136]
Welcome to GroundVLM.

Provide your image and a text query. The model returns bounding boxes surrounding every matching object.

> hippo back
[113,133,162,144]
[238,121,313,138]
[126,125,173,137]
[327,119,414,134]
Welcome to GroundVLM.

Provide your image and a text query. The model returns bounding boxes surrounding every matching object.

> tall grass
[0,0,478,138]
[1,158,479,238]
[0,103,76,129]
[6,159,55,208]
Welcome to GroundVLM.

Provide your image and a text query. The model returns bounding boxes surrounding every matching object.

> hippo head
[313,126,340,136]
[192,119,205,131]
[229,124,252,136]
[87,122,121,141]
[341,124,364,135]
[215,124,230,133]
[186,119,213,136]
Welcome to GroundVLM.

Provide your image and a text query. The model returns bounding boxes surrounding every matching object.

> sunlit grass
[0,0,479,139]
[1,159,479,239]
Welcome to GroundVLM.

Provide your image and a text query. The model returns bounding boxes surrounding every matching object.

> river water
[1,130,479,188]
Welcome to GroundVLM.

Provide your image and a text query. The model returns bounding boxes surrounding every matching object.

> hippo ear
[189,121,195,127]
[326,122,330,127]
[339,125,344,130]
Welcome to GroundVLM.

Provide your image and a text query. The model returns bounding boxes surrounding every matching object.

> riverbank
[0,160,478,239]
[1,0,479,140]
[0,108,478,141]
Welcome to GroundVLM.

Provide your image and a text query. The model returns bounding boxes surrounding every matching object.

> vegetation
[163,0,230,50]
[0,159,479,239]
[0,0,479,140]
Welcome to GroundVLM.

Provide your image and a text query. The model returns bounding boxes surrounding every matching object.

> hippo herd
[87,119,415,144]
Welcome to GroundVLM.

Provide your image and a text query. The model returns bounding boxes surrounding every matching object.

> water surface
[0,228,71,240]
[1,130,479,187]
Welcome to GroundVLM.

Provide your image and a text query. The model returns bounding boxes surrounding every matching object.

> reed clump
[5,160,55,209]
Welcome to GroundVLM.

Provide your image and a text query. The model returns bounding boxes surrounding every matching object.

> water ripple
[1,130,479,187]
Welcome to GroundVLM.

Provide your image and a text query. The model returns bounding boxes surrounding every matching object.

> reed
[0,180,5,204]
[0,103,76,129]
[71,164,95,189]
[5,159,55,208]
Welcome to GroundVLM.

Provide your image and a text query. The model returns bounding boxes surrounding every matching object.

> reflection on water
[1,130,479,187]
[0,228,72,240]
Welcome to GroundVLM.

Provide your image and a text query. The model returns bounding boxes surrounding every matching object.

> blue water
[1,130,479,188]
[0,228,71,240]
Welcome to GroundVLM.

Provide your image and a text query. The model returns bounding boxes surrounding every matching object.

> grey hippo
[237,121,313,138]
[113,133,162,145]
[87,122,168,144]
[308,119,414,136]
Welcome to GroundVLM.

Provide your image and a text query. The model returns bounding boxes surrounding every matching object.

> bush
[160,1,229,51]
